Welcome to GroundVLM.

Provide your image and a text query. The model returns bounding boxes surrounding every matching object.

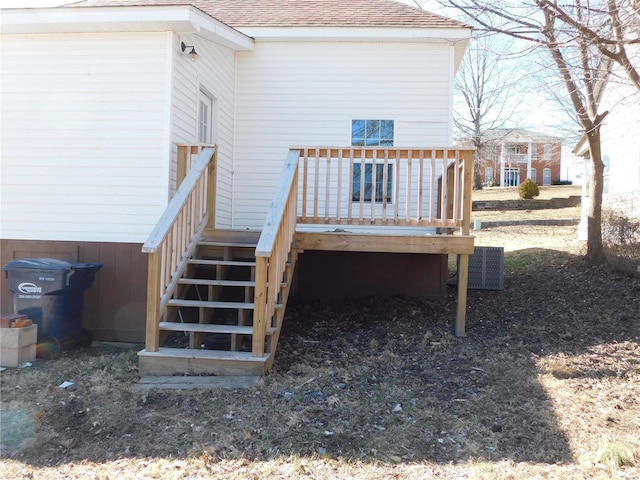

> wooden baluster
[336,149,343,222]
[440,150,449,224]
[429,150,436,223]
[301,149,309,221]
[359,149,365,223]
[417,149,424,223]
[325,150,331,221]
[405,150,412,221]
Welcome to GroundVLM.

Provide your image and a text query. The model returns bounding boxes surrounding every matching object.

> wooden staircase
[138,144,475,377]
[138,231,297,376]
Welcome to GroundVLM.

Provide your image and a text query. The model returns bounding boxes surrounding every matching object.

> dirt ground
[1,201,639,479]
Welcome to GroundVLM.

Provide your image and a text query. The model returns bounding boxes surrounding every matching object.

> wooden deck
[138,145,475,376]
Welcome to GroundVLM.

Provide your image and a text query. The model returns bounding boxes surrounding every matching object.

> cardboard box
[0,314,28,329]
[0,324,38,367]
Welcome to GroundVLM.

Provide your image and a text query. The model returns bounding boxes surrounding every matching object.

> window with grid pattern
[351,119,394,203]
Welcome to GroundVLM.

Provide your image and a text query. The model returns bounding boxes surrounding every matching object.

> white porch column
[527,142,533,180]
[500,142,505,187]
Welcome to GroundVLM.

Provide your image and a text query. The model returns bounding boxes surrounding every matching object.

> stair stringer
[264,248,299,372]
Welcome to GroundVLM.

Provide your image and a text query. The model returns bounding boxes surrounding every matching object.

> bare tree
[538,0,640,91]
[435,0,613,265]
[455,34,528,188]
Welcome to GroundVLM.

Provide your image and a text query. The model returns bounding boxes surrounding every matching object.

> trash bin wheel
[37,337,61,360]
[78,328,93,348]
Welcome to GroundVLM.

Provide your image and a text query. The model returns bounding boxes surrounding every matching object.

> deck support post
[145,252,162,351]
[455,253,469,337]
[252,256,268,357]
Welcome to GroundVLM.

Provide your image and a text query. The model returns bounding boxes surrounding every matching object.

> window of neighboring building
[351,119,394,203]
[485,167,494,185]
[198,89,215,144]
[530,167,537,183]
[507,145,522,154]
[543,144,553,157]
[543,168,552,186]
[531,144,538,159]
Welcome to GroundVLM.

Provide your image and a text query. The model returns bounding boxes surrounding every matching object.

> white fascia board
[237,26,471,43]
[0,6,254,51]
[240,25,469,65]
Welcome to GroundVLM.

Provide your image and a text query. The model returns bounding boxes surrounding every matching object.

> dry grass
[473,185,582,201]
[1,186,639,480]
[472,206,581,222]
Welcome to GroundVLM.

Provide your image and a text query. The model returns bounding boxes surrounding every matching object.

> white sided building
[1,1,472,346]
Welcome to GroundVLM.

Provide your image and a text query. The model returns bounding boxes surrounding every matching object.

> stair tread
[179,278,256,287]
[168,299,284,310]
[159,321,278,335]
[198,240,258,248]
[138,347,271,362]
[168,299,255,309]
[189,259,257,267]
[160,322,253,334]
[178,278,287,288]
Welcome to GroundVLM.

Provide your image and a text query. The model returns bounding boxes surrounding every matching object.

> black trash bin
[2,258,102,356]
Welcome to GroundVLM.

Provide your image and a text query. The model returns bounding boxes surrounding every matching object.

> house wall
[169,34,238,228]
[233,41,455,228]
[598,76,640,275]
[600,84,640,195]
[1,239,147,343]
[0,32,173,243]
[0,32,174,342]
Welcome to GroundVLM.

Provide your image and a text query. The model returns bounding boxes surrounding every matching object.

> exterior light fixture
[180,41,199,62]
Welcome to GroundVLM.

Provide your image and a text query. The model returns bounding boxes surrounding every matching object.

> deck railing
[142,145,217,351]
[296,147,474,233]
[143,145,473,356]
[252,150,300,357]
[251,146,475,356]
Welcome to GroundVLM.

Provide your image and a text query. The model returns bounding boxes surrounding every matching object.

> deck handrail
[296,147,475,234]
[252,149,301,357]
[142,145,217,351]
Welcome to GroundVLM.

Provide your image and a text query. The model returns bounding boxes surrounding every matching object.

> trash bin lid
[2,258,102,271]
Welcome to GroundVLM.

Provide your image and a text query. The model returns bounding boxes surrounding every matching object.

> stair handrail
[252,149,301,357]
[142,146,217,351]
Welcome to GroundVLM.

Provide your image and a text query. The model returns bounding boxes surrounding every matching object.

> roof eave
[237,25,471,42]
[0,6,254,51]
[238,25,470,68]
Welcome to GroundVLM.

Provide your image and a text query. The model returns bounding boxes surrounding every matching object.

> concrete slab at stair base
[138,348,271,376]
[135,375,261,390]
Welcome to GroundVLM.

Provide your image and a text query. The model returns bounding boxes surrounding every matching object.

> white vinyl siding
[233,41,454,228]
[170,35,236,228]
[0,32,171,243]
[600,80,640,195]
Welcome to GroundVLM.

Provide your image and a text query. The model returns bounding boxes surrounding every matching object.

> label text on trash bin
[18,282,42,294]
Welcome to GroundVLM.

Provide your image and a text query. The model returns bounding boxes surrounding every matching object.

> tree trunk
[473,157,483,189]
[586,127,607,265]
[473,139,483,189]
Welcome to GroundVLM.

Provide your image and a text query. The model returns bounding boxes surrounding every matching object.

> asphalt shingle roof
[74,0,467,29]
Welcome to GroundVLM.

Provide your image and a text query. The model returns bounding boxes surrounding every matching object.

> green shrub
[519,178,540,199]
